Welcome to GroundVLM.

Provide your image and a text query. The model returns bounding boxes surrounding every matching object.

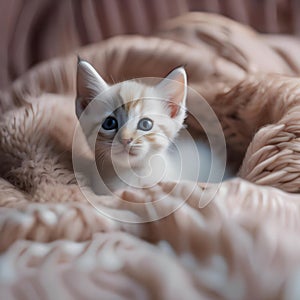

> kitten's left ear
[156,67,187,118]
[76,58,109,118]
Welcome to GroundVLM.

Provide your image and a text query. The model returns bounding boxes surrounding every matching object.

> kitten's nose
[121,138,133,146]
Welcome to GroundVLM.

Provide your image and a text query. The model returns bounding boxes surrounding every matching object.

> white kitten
[75,59,229,195]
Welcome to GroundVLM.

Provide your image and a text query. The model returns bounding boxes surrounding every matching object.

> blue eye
[137,118,153,131]
[102,116,118,130]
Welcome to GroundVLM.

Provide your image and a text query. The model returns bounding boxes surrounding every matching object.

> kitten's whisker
[95,151,108,172]
[95,150,104,159]
[95,152,106,164]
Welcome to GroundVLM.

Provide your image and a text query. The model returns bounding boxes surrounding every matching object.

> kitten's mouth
[128,150,138,156]
[114,147,140,157]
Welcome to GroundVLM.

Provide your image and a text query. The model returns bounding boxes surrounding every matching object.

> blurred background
[1,0,299,90]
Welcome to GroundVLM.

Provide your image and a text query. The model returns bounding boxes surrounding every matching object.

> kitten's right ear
[76,58,109,118]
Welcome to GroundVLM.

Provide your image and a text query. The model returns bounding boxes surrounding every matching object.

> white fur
[76,61,231,195]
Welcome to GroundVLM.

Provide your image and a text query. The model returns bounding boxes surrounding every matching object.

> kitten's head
[76,59,187,169]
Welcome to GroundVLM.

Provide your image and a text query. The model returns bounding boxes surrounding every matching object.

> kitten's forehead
[103,82,148,112]
[96,80,168,127]
[119,81,165,115]
[119,81,149,102]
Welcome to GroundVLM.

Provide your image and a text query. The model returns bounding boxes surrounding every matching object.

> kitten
[75,59,191,195]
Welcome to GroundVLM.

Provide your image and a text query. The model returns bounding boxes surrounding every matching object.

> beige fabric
[2,13,300,299]
[2,0,299,90]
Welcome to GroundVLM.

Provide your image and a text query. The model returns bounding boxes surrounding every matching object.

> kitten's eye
[137,118,153,131]
[102,116,118,130]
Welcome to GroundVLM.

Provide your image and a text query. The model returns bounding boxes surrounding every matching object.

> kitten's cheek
[151,136,168,151]
[141,142,150,154]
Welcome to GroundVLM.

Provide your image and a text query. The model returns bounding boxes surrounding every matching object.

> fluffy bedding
[2,13,300,299]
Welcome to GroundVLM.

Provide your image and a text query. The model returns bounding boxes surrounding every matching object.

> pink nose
[121,138,133,146]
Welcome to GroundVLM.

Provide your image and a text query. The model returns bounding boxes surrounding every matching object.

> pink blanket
[2,13,300,299]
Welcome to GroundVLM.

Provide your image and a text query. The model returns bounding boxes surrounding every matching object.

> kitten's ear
[76,58,109,118]
[156,67,187,118]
